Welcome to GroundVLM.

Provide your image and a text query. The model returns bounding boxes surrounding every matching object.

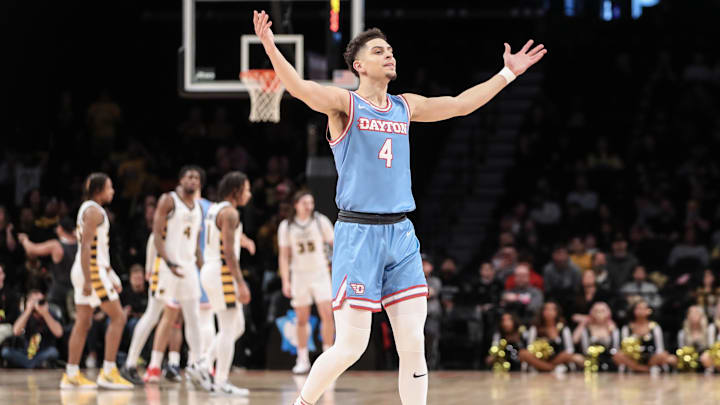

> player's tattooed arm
[153,193,183,277]
[252,10,349,116]
[80,207,103,296]
[220,207,251,304]
[402,40,546,123]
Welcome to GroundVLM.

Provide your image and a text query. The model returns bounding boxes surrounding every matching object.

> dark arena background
[3,0,720,404]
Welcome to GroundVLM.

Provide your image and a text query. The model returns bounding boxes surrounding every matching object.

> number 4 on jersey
[378,138,393,168]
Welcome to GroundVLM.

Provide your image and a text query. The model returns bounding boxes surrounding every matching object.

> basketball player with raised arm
[62,173,133,390]
[278,191,335,374]
[200,171,253,395]
[252,10,547,405]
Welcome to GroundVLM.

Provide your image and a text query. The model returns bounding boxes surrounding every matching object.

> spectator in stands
[504,260,543,291]
[422,255,441,370]
[649,199,679,239]
[0,264,20,347]
[121,264,148,346]
[502,264,543,325]
[32,197,60,242]
[668,226,710,269]
[17,206,35,235]
[529,193,562,226]
[620,265,662,310]
[591,251,613,291]
[542,245,581,311]
[566,175,598,212]
[685,199,710,234]
[17,217,77,320]
[251,156,295,224]
[569,236,592,271]
[493,246,518,283]
[585,233,599,255]
[614,299,675,373]
[439,257,462,312]
[0,206,17,267]
[693,269,720,320]
[572,270,614,323]
[475,262,503,310]
[1,289,62,368]
[606,233,638,290]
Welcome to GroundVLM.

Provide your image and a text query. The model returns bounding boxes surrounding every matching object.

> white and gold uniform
[201,201,243,311]
[154,191,202,304]
[71,200,119,307]
[278,213,334,307]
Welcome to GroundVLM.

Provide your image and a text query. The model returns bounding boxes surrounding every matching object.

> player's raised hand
[253,10,275,48]
[503,40,547,76]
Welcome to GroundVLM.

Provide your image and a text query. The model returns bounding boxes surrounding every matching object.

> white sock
[322,344,331,352]
[298,347,309,362]
[150,350,164,369]
[103,360,116,375]
[168,351,180,367]
[66,364,79,377]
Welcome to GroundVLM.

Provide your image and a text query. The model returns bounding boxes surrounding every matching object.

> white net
[241,70,285,123]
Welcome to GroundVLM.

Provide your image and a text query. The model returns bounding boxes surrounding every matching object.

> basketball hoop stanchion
[240,69,285,123]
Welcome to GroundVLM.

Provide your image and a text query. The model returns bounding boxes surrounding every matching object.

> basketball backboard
[180,0,363,98]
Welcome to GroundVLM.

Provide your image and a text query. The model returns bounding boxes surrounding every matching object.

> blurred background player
[200,171,252,394]
[62,173,132,389]
[141,166,209,387]
[278,191,335,374]
[251,9,546,405]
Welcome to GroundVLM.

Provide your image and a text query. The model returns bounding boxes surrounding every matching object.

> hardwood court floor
[2,369,720,405]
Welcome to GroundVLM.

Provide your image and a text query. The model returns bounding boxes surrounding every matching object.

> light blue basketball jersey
[197,197,213,255]
[329,91,416,214]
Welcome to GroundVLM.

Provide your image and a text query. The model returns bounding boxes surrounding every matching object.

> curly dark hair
[218,171,248,200]
[84,172,110,199]
[343,28,388,77]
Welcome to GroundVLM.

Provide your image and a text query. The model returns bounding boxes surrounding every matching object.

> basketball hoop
[240,69,285,123]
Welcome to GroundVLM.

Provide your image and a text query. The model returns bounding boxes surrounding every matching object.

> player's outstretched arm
[252,10,348,116]
[402,40,547,122]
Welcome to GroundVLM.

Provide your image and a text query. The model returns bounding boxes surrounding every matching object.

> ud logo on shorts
[350,283,365,295]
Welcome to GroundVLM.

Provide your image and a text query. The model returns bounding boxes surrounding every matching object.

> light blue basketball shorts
[331,218,428,312]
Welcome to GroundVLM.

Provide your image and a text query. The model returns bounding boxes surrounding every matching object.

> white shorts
[200,262,238,312]
[71,262,119,308]
[154,260,201,305]
[291,270,332,308]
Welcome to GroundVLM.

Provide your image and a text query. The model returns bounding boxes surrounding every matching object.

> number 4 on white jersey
[378,138,393,168]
